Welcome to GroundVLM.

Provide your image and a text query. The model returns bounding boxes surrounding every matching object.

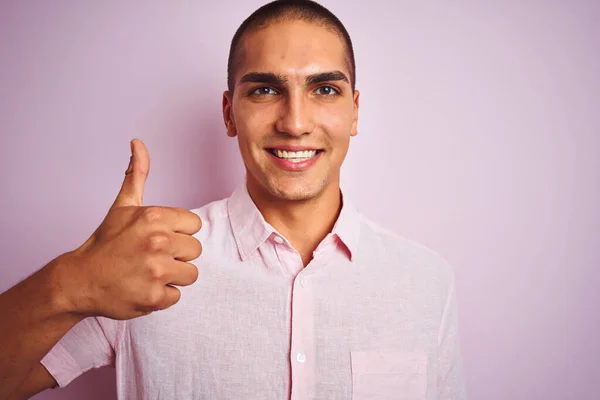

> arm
[0,139,202,399]
[8,364,57,400]
[0,255,82,399]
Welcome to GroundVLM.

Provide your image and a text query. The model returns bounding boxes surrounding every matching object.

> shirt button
[273,236,284,244]
[296,352,306,363]
[299,279,305,288]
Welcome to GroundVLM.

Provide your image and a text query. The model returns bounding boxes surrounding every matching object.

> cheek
[234,105,273,145]
[316,106,354,141]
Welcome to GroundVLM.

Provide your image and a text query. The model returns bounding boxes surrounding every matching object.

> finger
[158,285,182,310]
[164,259,199,287]
[112,138,150,209]
[163,207,202,235]
[172,233,203,262]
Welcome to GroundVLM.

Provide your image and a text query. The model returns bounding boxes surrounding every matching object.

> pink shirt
[41,181,466,399]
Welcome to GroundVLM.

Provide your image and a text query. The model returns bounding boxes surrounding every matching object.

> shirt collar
[227,179,361,262]
[330,191,361,261]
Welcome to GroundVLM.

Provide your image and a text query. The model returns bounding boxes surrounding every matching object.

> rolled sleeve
[40,316,118,388]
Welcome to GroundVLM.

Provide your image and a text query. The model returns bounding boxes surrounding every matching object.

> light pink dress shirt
[41,181,466,399]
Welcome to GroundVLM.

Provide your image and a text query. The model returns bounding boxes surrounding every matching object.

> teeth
[274,149,317,160]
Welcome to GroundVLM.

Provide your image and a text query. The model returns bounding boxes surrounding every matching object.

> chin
[265,176,327,202]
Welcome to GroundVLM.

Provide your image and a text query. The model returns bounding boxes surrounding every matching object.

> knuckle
[147,262,165,281]
[145,289,164,309]
[140,206,163,224]
[146,232,170,253]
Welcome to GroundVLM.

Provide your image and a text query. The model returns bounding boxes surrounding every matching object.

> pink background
[1,1,599,399]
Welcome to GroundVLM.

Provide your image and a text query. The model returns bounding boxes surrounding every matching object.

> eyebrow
[239,70,350,86]
[306,71,349,85]
[239,72,287,85]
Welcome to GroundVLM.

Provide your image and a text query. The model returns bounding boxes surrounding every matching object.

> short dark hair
[227,0,356,94]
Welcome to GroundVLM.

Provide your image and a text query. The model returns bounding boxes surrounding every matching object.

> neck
[247,179,342,264]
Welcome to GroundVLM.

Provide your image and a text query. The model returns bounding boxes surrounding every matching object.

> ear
[222,90,237,138]
[350,89,360,137]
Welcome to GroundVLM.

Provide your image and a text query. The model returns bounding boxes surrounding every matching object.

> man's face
[223,20,359,202]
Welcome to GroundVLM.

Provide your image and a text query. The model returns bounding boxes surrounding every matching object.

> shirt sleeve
[40,316,120,388]
[437,274,468,399]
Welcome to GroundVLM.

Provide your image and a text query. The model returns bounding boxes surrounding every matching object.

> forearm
[0,254,84,399]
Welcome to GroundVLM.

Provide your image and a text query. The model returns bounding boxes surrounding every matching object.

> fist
[63,139,203,320]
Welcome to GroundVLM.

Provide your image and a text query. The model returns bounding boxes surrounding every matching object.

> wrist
[45,252,90,319]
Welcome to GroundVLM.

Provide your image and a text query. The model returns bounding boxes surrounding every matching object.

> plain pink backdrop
[1,1,599,399]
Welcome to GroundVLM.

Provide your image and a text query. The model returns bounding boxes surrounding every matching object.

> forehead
[237,20,349,81]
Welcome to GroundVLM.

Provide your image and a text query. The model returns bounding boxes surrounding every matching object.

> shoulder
[357,214,455,285]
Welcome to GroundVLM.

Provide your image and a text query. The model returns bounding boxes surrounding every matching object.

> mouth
[267,148,324,163]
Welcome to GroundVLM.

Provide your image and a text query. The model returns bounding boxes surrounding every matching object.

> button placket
[296,352,306,363]
[289,272,315,399]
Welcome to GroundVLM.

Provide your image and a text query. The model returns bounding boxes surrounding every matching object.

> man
[0,0,466,399]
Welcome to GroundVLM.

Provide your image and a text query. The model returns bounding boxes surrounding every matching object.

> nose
[275,91,315,137]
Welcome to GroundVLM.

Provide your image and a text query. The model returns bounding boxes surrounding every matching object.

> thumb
[111,138,150,209]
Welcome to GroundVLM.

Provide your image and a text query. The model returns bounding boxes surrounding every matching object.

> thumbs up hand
[61,139,203,320]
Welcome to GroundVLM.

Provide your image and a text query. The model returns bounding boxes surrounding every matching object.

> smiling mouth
[268,148,324,162]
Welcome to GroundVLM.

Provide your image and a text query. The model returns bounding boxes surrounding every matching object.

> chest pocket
[350,350,428,400]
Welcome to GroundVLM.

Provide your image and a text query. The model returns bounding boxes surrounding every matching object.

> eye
[250,87,278,96]
[315,85,339,96]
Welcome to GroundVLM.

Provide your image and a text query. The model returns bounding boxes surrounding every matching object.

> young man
[1,1,466,399]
